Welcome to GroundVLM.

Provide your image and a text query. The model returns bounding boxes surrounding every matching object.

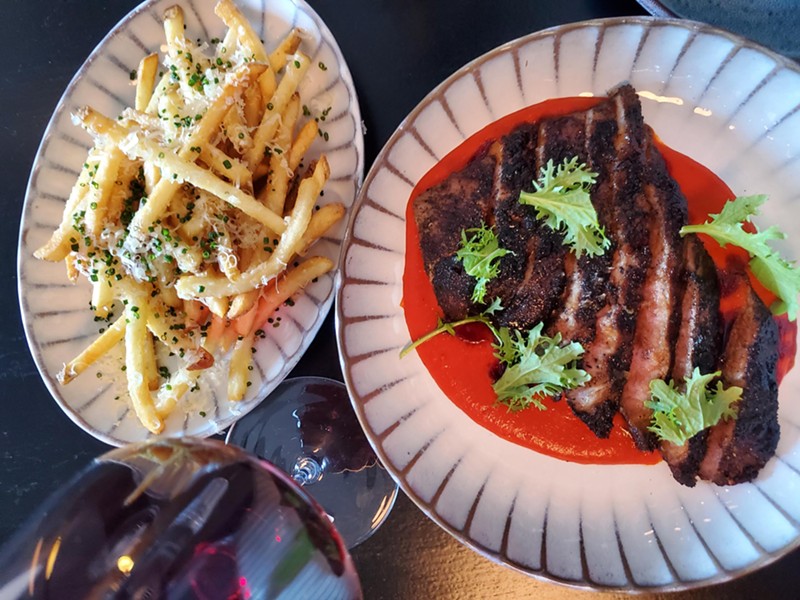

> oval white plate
[337,17,800,591]
[18,0,363,446]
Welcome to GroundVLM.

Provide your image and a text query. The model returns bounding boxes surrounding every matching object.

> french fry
[156,368,200,417]
[271,156,330,265]
[34,158,93,261]
[232,296,259,332]
[123,291,162,433]
[39,0,340,434]
[242,82,263,128]
[261,93,300,215]
[205,295,230,319]
[214,0,268,63]
[135,53,159,112]
[84,146,123,237]
[91,275,115,319]
[77,107,286,234]
[248,256,335,335]
[245,53,310,169]
[221,16,238,52]
[228,289,259,319]
[144,293,214,370]
[129,136,286,232]
[297,202,345,256]
[129,62,268,234]
[288,119,318,172]
[228,332,255,401]
[175,156,329,299]
[141,325,160,391]
[65,254,79,282]
[58,316,127,384]
[268,29,302,73]
[163,6,185,53]
[257,68,277,105]
[200,145,252,188]
[223,104,251,154]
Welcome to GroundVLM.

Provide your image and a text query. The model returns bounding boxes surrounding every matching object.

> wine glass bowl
[0,438,362,599]
[226,377,398,549]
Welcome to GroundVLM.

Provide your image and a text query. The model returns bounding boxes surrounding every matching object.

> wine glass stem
[292,456,324,486]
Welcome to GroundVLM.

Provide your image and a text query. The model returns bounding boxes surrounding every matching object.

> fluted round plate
[336,17,800,591]
[18,0,363,446]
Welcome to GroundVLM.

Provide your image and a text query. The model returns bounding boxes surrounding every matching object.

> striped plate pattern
[18,0,363,446]
[336,17,800,591]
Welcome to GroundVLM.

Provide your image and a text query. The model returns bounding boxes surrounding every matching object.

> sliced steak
[618,129,688,451]
[492,116,579,329]
[564,84,652,437]
[415,117,572,330]
[414,149,497,320]
[698,281,780,485]
[546,98,618,432]
[659,235,722,486]
[412,83,782,485]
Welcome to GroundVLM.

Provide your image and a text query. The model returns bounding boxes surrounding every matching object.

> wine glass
[0,437,362,599]
[225,376,397,549]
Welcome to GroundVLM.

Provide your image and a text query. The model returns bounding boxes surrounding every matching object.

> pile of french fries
[34,0,344,434]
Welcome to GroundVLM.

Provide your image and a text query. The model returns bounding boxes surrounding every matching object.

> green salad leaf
[646,368,741,446]
[519,156,609,257]
[455,222,512,304]
[680,195,800,320]
[401,306,589,412]
[491,323,589,411]
[399,298,503,359]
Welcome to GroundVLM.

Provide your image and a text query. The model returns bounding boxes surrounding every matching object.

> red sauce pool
[402,97,797,466]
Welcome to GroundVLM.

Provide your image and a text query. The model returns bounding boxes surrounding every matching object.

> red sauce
[402,97,797,465]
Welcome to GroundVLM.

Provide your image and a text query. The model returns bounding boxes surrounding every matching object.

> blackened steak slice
[564,84,652,436]
[414,118,572,329]
[492,116,580,329]
[547,99,618,433]
[659,235,722,486]
[414,149,496,320]
[618,129,689,451]
[698,281,780,485]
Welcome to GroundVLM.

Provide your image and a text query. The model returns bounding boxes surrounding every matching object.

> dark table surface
[3,0,800,598]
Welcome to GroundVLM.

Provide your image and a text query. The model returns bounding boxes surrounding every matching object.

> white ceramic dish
[18,0,363,446]
[336,17,800,591]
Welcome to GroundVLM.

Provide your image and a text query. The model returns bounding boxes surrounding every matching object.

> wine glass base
[226,376,398,548]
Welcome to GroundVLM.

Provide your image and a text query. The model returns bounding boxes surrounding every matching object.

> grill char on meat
[412,83,783,486]
[699,281,780,485]
[490,123,570,328]
[659,235,722,486]
[414,150,496,320]
[618,129,689,451]
[563,86,653,437]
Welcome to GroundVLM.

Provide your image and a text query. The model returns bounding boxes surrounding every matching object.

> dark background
[3,0,799,597]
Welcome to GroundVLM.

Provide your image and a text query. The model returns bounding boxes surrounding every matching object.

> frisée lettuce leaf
[680,195,800,321]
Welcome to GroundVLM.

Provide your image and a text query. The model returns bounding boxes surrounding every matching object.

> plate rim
[335,15,800,592]
[17,0,364,446]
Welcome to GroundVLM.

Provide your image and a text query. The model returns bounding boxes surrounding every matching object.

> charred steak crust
[619,128,690,451]
[564,85,653,437]
[660,235,723,485]
[492,120,570,329]
[414,149,497,320]
[700,284,780,485]
[411,84,783,485]
[491,124,571,329]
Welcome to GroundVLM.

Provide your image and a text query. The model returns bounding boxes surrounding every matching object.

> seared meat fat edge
[411,84,782,485]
